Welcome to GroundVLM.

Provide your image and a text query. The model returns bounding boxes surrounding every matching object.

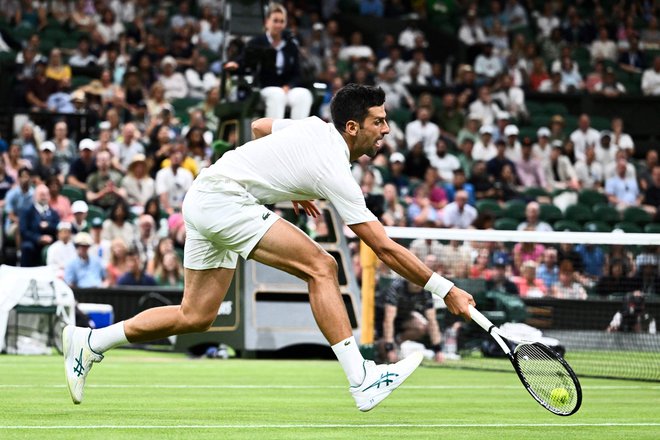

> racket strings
[515,343,579,414]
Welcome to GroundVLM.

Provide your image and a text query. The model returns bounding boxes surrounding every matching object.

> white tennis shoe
[350,351,424,412]
[62,325,103,404]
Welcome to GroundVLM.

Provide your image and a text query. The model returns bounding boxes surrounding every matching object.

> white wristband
[424,273,454,299]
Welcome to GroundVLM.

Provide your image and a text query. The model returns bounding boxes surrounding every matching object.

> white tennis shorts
[182,178,280,270]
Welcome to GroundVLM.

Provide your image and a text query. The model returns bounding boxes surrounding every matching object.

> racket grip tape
[468,305,496,334]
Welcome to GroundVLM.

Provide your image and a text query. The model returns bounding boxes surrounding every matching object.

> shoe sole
[359,351,424,412]
[62,325,82,405]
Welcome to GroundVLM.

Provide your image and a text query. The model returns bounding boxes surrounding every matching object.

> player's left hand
[292,200,320,218]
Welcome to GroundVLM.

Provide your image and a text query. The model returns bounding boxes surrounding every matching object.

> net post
[359,240,377,346]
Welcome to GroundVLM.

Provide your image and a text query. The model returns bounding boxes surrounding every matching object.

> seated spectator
[381,183,406,227]
[574,144,604,189]
[594,131,618,170]
[360,170,385,221]
[185,55,217,100]
[33,141,62,185]
[95,8,125,46]
[486,139,515,180]
[378,45,407,77]
[46,221,76,274]
[619,35,647,74]
[512,238,545,276]
[377,64,415,112]
[515,138,546,189]
[4,141,33,183]
[473,125,497,162]
[457,138,475,178]
[551,261,587,300]
[575,243,606,282]
[559,57,584,91]
[19,184,60,267]
[68,35,98,67]
[420,167,448,212]
[443,168,475,205]
[46,176,72,222]
[537,247,560,290]
[437,93,464,144]
[154,250,184,288]
[641,165,660,218]
[405,106,439,158]
[403,142,430,182]
[429,139,460,182]
[486,257,519,295]
[585,60,605,92]
[590,27,617,63]
[101,198,138,247]
[64,232,106,288]
[70,201,89,234]
[474,43,502,82]
[407,185,440,227]
[468,86,501,127]
[492,73,527,122]
[199,13,225,52]
[115,123,145,173]
[442,190,477,228]
[632,253,660,296]
[122,154,155,213]
[155,147,194,216]
[529,57,550,91]
[641,56,660,96]
[440,240,473,278]
[605,157,641,210]
[0,156,14,209]
[45,48,71,89]
[469,160,497,200]
[50,121,76,176]
[604,149,636,180]
[86,151,127,210]
[117,248,157,286]
[594,67,626,97]
[67,138,97,190]
[611,117,635,157]
[458,9,487,61]
[544,141,579,191]
[26,59,59,110]
[517,201,553,232]
[503,124,522,162]
[538,70,567,93]
[493,163,521,202]
[470,248,494,280]
[456,113,480,147]
[595,258,639,296]
[570,114,600,162]
[146,82,172,121]
[106,238,129,286]
[386,154,411,198]
[513,260,547,298]
[4,167,34,241]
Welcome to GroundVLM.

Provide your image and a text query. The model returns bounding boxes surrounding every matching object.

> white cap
[78,138,96,151]
[71,200,89,214]
[99,121,111,131]
[537,127,551,138]
[57,221,72,230]
[479,125,494,135]
[497,111,511,120]
[389,152,406,164]
[504,124,519,137]
[161,55,177,68]
[40,141,55,152]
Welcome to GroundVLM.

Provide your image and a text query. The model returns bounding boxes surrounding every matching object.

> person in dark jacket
[246,2,313,119]
[19,184,60,267]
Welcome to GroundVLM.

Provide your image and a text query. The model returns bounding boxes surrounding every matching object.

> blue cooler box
[78,303,114,328]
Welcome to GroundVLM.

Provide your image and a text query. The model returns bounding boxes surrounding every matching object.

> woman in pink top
[513,260,547,298]
[512,240,545,276]
[47,176,73,221]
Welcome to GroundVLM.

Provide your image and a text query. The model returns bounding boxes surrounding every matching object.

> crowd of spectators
[0,1,658,305]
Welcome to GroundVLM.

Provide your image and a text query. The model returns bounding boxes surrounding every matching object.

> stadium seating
[564,203,593,224]
[553,220,582,232]
[592,203,620,224]
[86,205,107,223]
[643,223,660,233]
[539,204,563,223]
[61,185,86,203]
[622,206,653,226]
[578,189,608,207]
[476,199,502,217]
[502,200,526,221]
[583,221,612,233]
[613,221,643,233]
[494,217,519,230]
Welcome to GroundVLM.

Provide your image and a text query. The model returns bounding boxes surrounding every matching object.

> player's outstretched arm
[349,220,475,320]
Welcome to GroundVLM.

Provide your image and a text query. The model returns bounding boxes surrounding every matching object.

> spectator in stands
[405,106,440,158]
[145,236,173,276]
[611,117,635,157]
[486,256,519,295]
[70,201,89,234]
[503,124,522,162]
[154,250,184,288]
[403,142,430,182]
[68,35,98,67]
[458,9,487,62]
[86,151,126,210]
[437,93,464,144]
[515,138,546,189]
[387,152,411,198]
[632,252,660,296]
[552,260,587,300]
[517,201,553,232]
[185,55,217,100]
[604,149,636,181]
[64,232,106,288]
[117,247,157,286]
[512,233,545,276]
[472,125,497,162]
[440,240,472,278]
[536,247,560,289]
[638,150,658,193]
[442,190,477,229]
[115,123,145,173]
[381,182,406,227]
[199,13,225,53]
[544,141,579,191]
[528,57,550,92]
[95,7,124,46]
[377,64,415,112]
[457,138,475,178]
[558,57,583,92]
[593,131,617,171]
[407,184,440,227]
[19,184,60,267]
[50,121,76,176]
[339,31,376,63]
[605,157,641,210]
[469,160,496,201]
[45,48,71,89]
[360,170,385,221]
[576,242,606,283]
[121,154,155,213]
[46,175,71,221]
[594,68,626,97]
[574,144,604,189]
[246,2,313,119]
[641,56,660,95]
[67,139,97,191]
[468,86,501,127]
[105,238,129,286]
[33,141,62,185]
[487,139,514,179]
[46,221,76,273]
[538,70,566,93]
[158,55,188,101]
[619,35,647,74]
[26,60,59,111]
[535,4,559,39]
[429,139,460,182]
[493,73,527,122]
[4,142,32,183]
[513,260,547,298]
[641,165,660,218]
[595,258,638,297]
[443,168,475,205]
[591,27,617,63]
[532,127,552,165]
[474,43,502,83]
[101,198,137,247]
[155,146,194,216]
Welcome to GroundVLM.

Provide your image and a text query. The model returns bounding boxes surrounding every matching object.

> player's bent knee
[312,252,338,279]
[180,312,216,333]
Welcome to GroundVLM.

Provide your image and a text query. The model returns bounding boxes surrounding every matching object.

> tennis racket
[469,305,582,416]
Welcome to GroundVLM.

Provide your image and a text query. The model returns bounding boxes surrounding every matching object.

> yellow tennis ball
[550,387,570,405]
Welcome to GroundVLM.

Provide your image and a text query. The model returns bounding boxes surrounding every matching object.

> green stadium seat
[590,115,611,131]
[525,101,544,116]
[564,203,593,223]
[171,97,202,120]
[578,189,608,206]
[613,222,643,233]
[494,217,519,230]
[622,206,653,225]
[542,102,569,116]
[61,185,86,203]
[553,219,582,232]
[476,199,502,217]
[644,223,660,233]
[524,187,550,200]
[539,204,563,222]
[583,221,611,233]
[592,203,620,224]
[71,75,93,89]
[87,205,107,223]
[211,139,233,160]
[502,200,527,221]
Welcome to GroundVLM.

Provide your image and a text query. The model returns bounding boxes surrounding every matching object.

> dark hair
[144,197,161,224]
[330,83,385,133]
[18,167,32,177]
[108,198,130,222]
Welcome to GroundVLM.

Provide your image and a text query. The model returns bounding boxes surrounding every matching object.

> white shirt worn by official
[569,128,600,162]
[195,117,377,226]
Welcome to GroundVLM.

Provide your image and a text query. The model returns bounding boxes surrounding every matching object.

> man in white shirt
[442,190,477,228]
[517,201,553,232]
[155,147,194,216]
[472,125,497,161]
[574,144,604,189]
[377,45,407,76]
[63,84,475,411]
[47,221,77,273]
[474,43,502,81]
[185,56,218,99]
[115,123,145,173]
[159,56,188,100]
[458,10,487,48]
[468,86,501,127]
[430,138,461,181]
[503,124,522,161]
[569,114,600,162]
[641,56,660,95]
[405,106,440,158]
[610,117,634,157]
[533,127,552,166]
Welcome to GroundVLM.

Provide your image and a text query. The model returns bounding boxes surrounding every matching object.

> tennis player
[63,84,475,411]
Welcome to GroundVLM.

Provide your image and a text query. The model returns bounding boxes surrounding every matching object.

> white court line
[0,423,659,430]
[1,384,659,390]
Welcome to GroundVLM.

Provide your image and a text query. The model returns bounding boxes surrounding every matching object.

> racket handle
[469,305,495,334]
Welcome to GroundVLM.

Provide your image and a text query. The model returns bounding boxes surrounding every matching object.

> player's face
[355,106,389,159]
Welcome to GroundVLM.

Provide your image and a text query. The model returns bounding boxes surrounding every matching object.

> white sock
[88,322,129,354]
[331,336,366,386]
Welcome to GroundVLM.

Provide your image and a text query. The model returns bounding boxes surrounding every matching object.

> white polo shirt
[195,116,376,226]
